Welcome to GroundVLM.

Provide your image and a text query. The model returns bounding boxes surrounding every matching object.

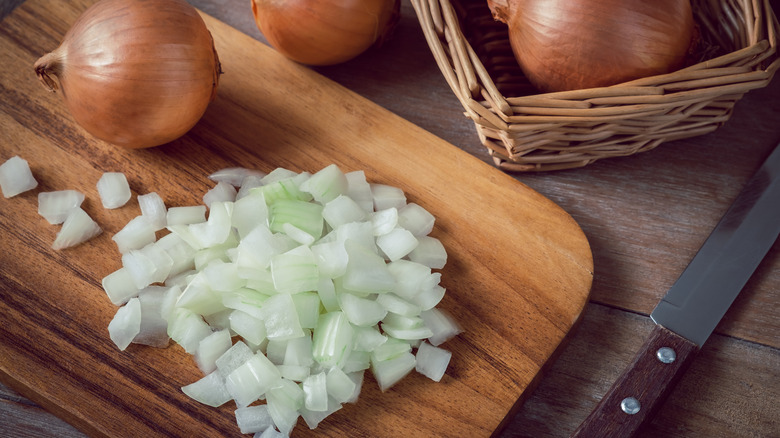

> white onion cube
[52,207,102,250]
[182,371,232,407]
[225,353,282,406]
[376,228,419,262]
[97,172,131,209]
[235,404,274,434]
[0,156,37,198]
[108,298,141,351]
[166,205,206,226]
[138,192,167,231]
[415,341,452,382]
[37,190,85,224]
[101,267,139,306]
[112,216,156,254]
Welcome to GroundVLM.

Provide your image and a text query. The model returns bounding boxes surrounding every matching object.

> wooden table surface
[2,0,778,437]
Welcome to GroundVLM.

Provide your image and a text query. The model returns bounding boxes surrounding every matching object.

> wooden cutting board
[0,0,593,436]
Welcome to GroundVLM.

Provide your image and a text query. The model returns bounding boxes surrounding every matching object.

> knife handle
[570,324,699,438]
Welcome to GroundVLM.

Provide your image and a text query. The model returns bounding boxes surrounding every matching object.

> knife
[571,140,780,438]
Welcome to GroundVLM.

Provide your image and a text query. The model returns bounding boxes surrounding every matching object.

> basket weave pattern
[412,0,780,171]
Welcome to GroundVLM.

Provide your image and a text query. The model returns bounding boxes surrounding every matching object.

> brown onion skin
[251,0,400,66]
[34,0,221,149]
[488,0,695,92]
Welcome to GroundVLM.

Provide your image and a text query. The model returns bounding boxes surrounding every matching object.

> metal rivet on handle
[656,347,677,364]
[621,397,641,415]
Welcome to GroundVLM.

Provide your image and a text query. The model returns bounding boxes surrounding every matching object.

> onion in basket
[102,164,462,435]
[487,0,696,92]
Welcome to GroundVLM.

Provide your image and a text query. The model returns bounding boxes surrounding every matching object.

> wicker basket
[411,0,780,171]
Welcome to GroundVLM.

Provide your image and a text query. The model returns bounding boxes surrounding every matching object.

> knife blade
[571,141,780,438]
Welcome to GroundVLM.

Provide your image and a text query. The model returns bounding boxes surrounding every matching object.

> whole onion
[251,0,400,66]
[34,0,222,149]
[487,0,696,92]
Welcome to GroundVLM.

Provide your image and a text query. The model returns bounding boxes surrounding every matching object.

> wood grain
[1,0,779,437]
[0,1,592,437]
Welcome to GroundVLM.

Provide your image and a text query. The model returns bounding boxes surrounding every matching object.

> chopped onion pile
[0,155,38,198]
[102,164,461,436]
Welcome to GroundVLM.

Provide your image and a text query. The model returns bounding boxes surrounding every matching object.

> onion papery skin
[34,0,221,149]
[488,0,695,92]
[251,0,400,66]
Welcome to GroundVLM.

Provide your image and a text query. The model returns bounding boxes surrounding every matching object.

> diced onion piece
[266,379,304,436]
[300,397,343,430]
[166,205,206,226]
[371,351,416,392]
[229,310,267,346]
[232,189,269,238]
[107,297,141,351]
[398,203,435,237]
[225,353,283,407]
[271,246,319,294]
[408,235,447,269]
[97,172,131,209]
[376,293,421,317]
[284,333,315,367]
[177,272,224,316]
[203,181,237,206]
[215,340,255,378]
[420,308,463,346]
[370,207,398,236]
[112,216,156,254]
[257,427,286,438]
[181,371,232,408]
[261,167,299,184]
[312,311,353,368]
[299,163,347,203]
[303,372,328,411]
[167,307,212,354]
[133,286,174,348]
[38,190,85,224]
[195,329,232,374]
[235,404,274,435]
[291,292,321,330]
[352,326,387,352]
[339,292,387,327]
[0,156,37,198]
[138,192,167,231]
[102,267,139,305]
[209,167,267,187]
[342,350,371,373]
[415,341,452,382]
[235,174,265,200]
[345,170,373,213]
[269,199,323,240]
[189,201,233,248]
[260,293,304,341]
[311,240,348,279]
[342,239,395,293]
[371,337,411,361]
[52,207,102,250]
[370,183,406,210]
[316,276,339,312]
[376,227,419,261]
[387,260,431,301]
[326,367,356,403]
[322,195,367,230]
